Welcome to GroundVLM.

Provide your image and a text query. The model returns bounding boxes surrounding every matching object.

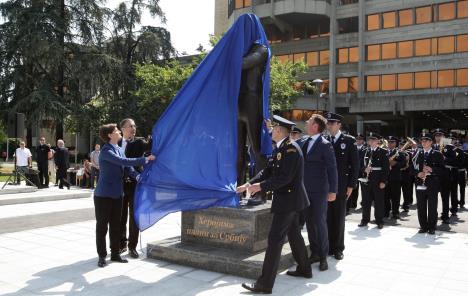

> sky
[107,0,215,55]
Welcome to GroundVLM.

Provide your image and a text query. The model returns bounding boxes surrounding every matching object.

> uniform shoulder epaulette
[344,134,356,143]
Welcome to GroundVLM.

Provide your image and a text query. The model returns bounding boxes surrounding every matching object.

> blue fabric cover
[134,14,271,231]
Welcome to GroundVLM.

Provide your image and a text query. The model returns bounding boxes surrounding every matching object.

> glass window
[349,47,359,63]
[438,70,454,87]
[415,72,431,89]
[438,2,455,21]
[349,77,359,92]
[431,71,438,88]
[431,38,438,55]
[399,9,414,26]
[381,74,396,91]
[367,14,380,30]
[398,41,413,58]
[398,73,413,90]
[457,34,468,52]
[320,50,329,65]
[366,76,380,92]
[338,48,349,64]
[235,0,243,9]
[415,39,431,56]
[416,6,432,24]
[458,0,468,18]
[293,53,306,63]
[367,44,380,61]
[382,11,396,28]
[382,43,397,59]
[457,69,468,86]
[244,0,252,7]
[276,55,289,64]
[438,36,455,54]
[307,51,319,66]
[337,78,349,93]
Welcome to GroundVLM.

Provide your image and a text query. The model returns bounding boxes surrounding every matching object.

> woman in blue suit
[94,123,155,267]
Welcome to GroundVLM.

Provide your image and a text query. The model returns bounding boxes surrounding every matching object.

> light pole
[313,78,323,111]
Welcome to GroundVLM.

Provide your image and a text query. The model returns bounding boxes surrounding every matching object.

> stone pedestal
[147,201,307,279]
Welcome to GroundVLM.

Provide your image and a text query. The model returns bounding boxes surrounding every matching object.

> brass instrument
[400,137,417,170]
[380,139,388,149]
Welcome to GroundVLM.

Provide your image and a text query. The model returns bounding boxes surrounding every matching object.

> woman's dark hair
[99,123,117,143]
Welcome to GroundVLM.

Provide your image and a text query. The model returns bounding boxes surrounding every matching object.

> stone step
[0,188,92,206]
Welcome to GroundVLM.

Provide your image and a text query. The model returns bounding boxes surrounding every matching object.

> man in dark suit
[358,133,389,229]
[54,139,70,190]
[325,113,359,260]
[238,115,311,294]
[298,114,337,271]
[413,132,444,234]
[118,118,152,258]
[384,136,407,219]
[347,133,366,213]
[36,137,51,188]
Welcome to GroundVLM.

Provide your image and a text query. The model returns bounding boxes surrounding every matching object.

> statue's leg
[237,121,247,193]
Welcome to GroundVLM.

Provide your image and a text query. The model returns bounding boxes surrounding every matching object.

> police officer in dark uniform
[358,133,389,229]
[325,112,359,260]
[384,136,406,219]
[347,133,366,213]
[401,138,416,212]
[413,132,444,234]
[118,118,152,258]
[238,115,311,294]
[455,141,467,208]
[432,129,458,223]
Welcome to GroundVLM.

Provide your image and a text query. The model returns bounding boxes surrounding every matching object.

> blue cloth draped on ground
[134,14,272,231]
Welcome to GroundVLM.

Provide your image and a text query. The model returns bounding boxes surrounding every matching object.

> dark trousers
[459,170,466,207]
[16,166,28,184]
[90,167,99,189]
[449,168,459,214]
[257,212,310,290]
[94,196,123,258]
[327,195,346,254]
[347,183,359,211]
[385,180,401,217]
[416,188,438,230]
[440,170,451,218]
[37,161,49,187]
[303,195,328,258]
[120,181,139,250]
[361,181,385,224]
[58,176,70,189]
[401,175,414,209]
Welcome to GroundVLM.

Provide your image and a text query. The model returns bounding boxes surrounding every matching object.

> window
[457,34,468,52]
[398,41,413,58]
[244,0,251,7]
[320,50,329,65]
[338,48,349,64]
[438,69,455,87]
[415,39,431,56]
[307,51,319,66]
[381,74,396,91]
[458,0,468,18]
[415,72,431,89]
[382,11,396,28]
[438,2,455,21]
[367,44,381,61]
[293,53,305,63]
[416,6,432,24]
[367,76,380,92]
[367,14,380,30]
[349,77,359,92]
[276,55,289,64]
[235,0,243,9]
[338,17,358,34]
[398,73,413,90]
[349,47,359,63]
[399,9,413,26]
[337,78,349,93]
[438,36,455,54]
[382,43,397,59]
[457,69,468,86]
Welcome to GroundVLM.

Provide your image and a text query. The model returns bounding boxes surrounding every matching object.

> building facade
[216,0,468,136]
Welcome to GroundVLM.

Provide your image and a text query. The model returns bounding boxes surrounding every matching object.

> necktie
[331,136,335,143]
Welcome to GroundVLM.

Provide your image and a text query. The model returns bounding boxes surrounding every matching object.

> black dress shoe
[428,229,436,235]
[442,218,450,224]
[286,269,313,278]
[319,259,328,271]
[97,257,106,267]
[309,255,320,264]
[334,252,344,260]
[451,213,458,217]
[128,248,139,259]
[377,223,384,229]
[358,222,368,227]
[67,184,71,190]
[418,229,427,234]
[393,214,400,220]
[110,255,128,263]
[241,282,272,294]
